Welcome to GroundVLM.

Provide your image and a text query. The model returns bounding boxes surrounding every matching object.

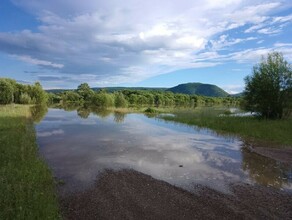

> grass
[0,104,60,220]
[161,107,292,147]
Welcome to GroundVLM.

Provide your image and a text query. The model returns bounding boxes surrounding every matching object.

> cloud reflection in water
[36,108,291,194]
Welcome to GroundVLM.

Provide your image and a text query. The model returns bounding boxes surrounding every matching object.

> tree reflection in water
[114,111,126,123]
[30,105,48,123]
[74,106,127,123]
[77,107,91,119]
[90,108,112,119]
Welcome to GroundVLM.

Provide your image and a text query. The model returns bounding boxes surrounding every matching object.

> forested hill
[93,87,166,93]
[167,83,229,97]
[46,83,230,97]
[46,87,166,93]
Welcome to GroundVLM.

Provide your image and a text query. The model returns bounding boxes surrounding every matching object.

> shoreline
[243,139,292,164]
[0,105,60,219]
[60,169,292,220]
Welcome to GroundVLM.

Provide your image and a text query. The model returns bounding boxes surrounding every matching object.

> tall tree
[244,52,292,119]
[29,82,48,104]
[0,79,14,104]
[77,83,94,101]
[115,92,128,108]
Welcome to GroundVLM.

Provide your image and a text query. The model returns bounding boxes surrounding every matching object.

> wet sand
[60,169,292,220]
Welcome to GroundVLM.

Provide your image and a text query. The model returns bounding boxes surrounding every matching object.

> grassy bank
[161,108,292,146]
[0,105,60,219]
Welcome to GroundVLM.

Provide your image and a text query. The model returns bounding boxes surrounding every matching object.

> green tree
[14,83,29,103]
[19,93,32,104]
[92,91,114,107]
[47,93,61,105]
[115,92,128,108]
[0,79,14,104]
[244,52,292,119]
[62,91,82,103]
[77,83,94,101]
[29,82,48,104]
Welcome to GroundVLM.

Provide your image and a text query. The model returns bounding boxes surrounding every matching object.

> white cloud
[272,14,292,23]
[274,43,292,47]
[222,85,244,94]
[244,13,292,34]
[38,129,64,137]
[0,0,290,86]
[257,27,281,35]
[227,44,292,63]
[244,23,265,33]
[210,35,257,50]
[13,55,64,68]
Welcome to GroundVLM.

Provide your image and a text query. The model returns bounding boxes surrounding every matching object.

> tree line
[0,78,47,105]
[0,77,239,108]
[2,52,290,119]
[49,83,239,108]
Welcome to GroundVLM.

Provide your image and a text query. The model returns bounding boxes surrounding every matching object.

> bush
[0,79,14,104]
[92,92,114,107]
[244,52,292,119]
[115,92,128,108]
[19,93,32,104]
[144,107,157,114]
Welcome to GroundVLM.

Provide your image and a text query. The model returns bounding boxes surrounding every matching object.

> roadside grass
[161,108,292,147]
[0,105,60,219]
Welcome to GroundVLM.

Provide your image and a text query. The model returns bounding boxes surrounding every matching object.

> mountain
[46,83,231,97]
[92,87,166,92]
[46,87,166,93]
[167,83,229,97]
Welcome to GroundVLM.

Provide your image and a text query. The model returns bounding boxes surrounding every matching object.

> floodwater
[35,108,292,194]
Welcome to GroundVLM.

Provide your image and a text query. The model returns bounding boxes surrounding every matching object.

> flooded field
[36,108,292,195]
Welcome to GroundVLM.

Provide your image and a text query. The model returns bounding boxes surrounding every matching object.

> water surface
[36,108,292,194]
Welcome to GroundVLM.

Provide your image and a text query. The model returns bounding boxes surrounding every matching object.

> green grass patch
[161,108,292,147]
[0,105,60,219]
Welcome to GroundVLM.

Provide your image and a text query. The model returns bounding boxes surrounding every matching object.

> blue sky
[0,0,292,93]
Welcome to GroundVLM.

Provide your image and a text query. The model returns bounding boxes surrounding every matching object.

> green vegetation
[161,108,292,146]
[53,83,239,109]
[0,78,239,111]
[47,83,231,97]
[46,86,166,94]
[244,52,292,119]
[91,90,115,107]
[167,82,229,97]
[77,83,94,101]
[0,79,14,104]
[0,105,60,219]
[0,78,48,105]
[144,107,159,114]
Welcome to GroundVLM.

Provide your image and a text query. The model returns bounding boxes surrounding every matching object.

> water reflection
[62,103,80,112]
[30,105,48,123]
[241,145,291,189]
[77,107,91,119]
[91,108,112,118]
[36,108,292,195]
[114,112,126,123]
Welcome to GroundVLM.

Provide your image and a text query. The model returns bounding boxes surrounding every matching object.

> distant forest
[0,78,240,107]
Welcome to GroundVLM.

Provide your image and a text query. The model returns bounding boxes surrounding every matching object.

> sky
[0,0,292,93]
